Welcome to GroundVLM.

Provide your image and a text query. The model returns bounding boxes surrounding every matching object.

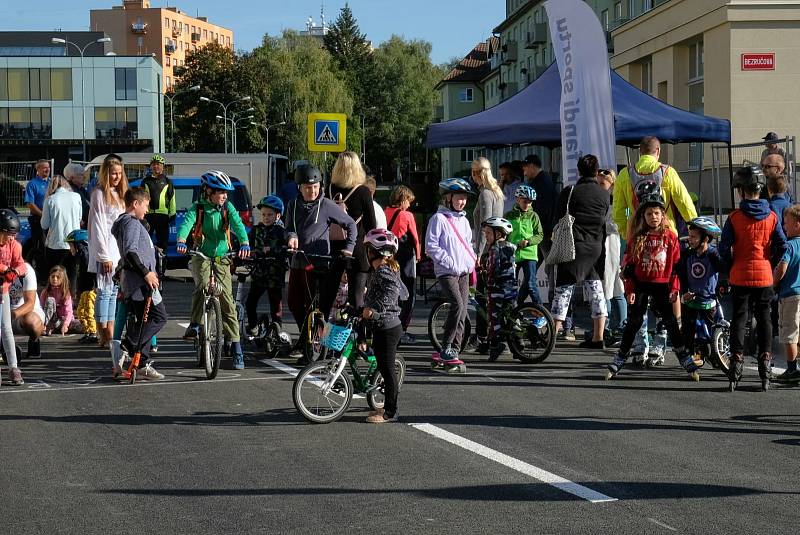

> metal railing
[0,158,55,211]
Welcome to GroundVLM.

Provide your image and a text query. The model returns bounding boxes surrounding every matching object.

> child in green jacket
[506,184,544,306]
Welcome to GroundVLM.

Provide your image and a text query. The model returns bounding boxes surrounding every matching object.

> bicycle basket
[321,323,352,351]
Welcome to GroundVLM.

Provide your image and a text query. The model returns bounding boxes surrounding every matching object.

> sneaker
[150,344,159,354]
[400,332,416,344]
[82,333,99,345]
[138,362,164,380]
[9,367,24,385]
[558,329,576,342]
[232,352,245,370]
[441,346,460,361]
[578,339,604,350]
[366,412,398,424]
[367,408,385,418]
[775,368,800,383]
[532,317,547,329]
[182,323,200,340]
[680,355,699,373]
[488,342,506,362]
[607,354,627,374]
[26,338,41,359]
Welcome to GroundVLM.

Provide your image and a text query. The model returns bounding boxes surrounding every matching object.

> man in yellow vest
[612,136,698,366]
[142,154,177,254]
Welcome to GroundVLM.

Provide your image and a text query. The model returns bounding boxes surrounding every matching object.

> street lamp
[232,115,254,154]
[141,84,199,152]
[51,36,112,161]
[252,120,286,190]
[200,95,251,153]
[230,108,255,154]
[361,106,377,166]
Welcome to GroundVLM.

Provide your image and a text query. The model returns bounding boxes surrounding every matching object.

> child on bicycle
[425,178,476,372]
[481,217,518,361]
[246,195,287,335]
[505,184,543,306]
[0,209,26,386]
[177,171,250,370]
[66,229,97,344]
[111,187,167,380]
[677,217,723,360]
[719,166,787,391]
[362,228,408,423]
[606,188,697,380]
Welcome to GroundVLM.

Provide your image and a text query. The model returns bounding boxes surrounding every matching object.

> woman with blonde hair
[328,151,376,307]
[471,157,505,255]
[88,155,128,358]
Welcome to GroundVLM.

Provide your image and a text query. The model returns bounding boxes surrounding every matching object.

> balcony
[191,32,201,42]
[130,22,148,34]
[501,41,518,65]
[165,43,176,55]
[524,24,548,48]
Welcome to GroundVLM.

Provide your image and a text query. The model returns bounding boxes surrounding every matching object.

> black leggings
[681,305,716,355]
[620,281,683,357]
[730,285,773,356]
[245,283,283,327]
[373,323,402,418]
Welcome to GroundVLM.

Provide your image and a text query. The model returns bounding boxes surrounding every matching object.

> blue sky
[4,1,505,64]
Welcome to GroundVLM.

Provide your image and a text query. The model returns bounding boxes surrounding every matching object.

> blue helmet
[257,195,284,214]
[688,216,721,239]
[201,170,234,191]
[438,178,474,196]
[65,228,88,243]
[514,184,537,201]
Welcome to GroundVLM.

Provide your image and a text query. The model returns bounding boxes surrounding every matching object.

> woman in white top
[88,156,128,349]
[41,175,82,280]
[471,157,505,256]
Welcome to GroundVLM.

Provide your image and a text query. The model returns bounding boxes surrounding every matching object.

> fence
[0,159,55,211]
[711,136,796,222]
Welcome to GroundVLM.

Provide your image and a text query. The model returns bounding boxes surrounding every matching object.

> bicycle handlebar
[187,250,238,262]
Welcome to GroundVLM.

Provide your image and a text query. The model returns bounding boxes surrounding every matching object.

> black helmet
[634,180,662,203]
[733,166,766,190]
[294,164,322,185]
[0,209,20,234]
[639,193,665,210]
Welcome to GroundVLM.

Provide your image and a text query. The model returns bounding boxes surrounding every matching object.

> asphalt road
[1,277,798,534]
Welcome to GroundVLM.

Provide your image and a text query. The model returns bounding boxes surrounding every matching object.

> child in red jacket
[606,191,698,380]
[0,209,27,386]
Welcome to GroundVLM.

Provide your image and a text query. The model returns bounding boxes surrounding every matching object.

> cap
[763,132,780,142]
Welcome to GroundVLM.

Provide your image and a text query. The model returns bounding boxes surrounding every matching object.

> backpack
[629,163,688,236]
[328,184,363,241]
[189,201,231,250]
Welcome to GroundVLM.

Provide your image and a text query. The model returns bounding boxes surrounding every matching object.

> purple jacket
[425,206,475,277]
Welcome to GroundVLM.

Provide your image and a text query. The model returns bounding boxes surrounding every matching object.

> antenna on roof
[320,2,325,29]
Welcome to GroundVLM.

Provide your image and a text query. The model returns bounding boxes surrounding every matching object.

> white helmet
[481,217,513,236]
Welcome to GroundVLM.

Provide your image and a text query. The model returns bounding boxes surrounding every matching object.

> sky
[3,0,506,64]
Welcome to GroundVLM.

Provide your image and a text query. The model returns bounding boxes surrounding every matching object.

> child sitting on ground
[481,217,518,361]
[40,265,82,336]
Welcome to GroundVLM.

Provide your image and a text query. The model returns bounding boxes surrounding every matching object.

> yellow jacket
[612,154,697,240]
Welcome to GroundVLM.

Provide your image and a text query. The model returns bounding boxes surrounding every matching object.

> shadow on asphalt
[93,481,799,501]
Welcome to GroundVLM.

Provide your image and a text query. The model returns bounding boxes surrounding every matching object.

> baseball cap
[763,132,780,142]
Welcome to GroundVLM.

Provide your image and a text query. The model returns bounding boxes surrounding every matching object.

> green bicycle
[292,309,406,424]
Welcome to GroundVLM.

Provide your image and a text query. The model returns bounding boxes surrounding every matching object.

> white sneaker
[139,362,164,380]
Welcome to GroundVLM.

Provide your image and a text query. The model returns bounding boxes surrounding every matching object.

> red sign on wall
[741,53,775,71]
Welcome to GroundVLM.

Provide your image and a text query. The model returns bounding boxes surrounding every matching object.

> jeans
[94,274,118,324]
[517,259,542,306]
[1,295,17,368]
[607,295,627,331]
[551,280,607,322]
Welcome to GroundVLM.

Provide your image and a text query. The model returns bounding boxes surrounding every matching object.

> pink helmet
[364,228,399,257]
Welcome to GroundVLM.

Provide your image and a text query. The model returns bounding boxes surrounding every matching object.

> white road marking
[408,422,617,504]
[260,358,365,398]
[745,365,786,374]
[648,518,678,532]
[177,322,191,328]
[0,375,284,395]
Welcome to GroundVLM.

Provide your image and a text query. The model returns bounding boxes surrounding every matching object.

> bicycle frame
[319,321,380,396]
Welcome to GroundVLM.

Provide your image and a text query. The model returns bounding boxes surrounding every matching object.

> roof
[436,37,499,89]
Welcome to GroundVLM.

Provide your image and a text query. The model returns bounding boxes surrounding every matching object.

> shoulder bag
[545,186,576,266]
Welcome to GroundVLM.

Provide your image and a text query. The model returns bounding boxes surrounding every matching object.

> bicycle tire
[305,311,328,362]
[711,326,731,376]
[428,301,471,353]
[205,297,224,379]
[367,355,407,411]
[508,304,556,364]
[293,361,353,424]
[252,314,270,350]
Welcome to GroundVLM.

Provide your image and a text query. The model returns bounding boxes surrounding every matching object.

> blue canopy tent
[426,63,731,149]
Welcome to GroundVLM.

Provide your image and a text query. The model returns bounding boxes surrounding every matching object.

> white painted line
[408,422,617,504]
[0,375,284,395]
[648,518,678,532]
[745,365,786,374]
[177,322,190,328]
[260,358,365,398]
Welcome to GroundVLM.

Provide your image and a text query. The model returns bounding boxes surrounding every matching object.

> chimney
[123,0,150,9]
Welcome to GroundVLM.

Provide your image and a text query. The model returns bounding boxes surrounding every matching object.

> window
[459,87,474,102]
[226,36,230,46]
[172,19,176,28]
[7,68,29,100]
[460,149,477,162]
[166,57,171,67]
[641,58,652,94]
[534,9,541,23]
[166,76,171,87]
[0,69,6,100]
[602,9,609,30]
[95,107,137,139]
[137,36,144,49]
[0,107,51,139]
[628,0,636,17]
[28,68,52,100]
[689,41,704,81]
[614,2,622,21]
[203,29,207,39]
[115,68,137,100]
[644,0,653,10]
[50,69,71,100]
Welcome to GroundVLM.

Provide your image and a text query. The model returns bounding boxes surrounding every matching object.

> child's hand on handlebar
[669,291,679,304]
[239,245,251,259]
[177,242,187,255]
[362,307,374,320]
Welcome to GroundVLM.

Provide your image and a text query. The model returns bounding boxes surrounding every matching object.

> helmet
[482,217,513,236]
[438,178,474,196]
[514,184,537,201]
[733,166,766,190]
[0,209,20,234]
[364,228,399,257]
[150,154,165,165]
[634,180,662,203]
[256,195,284,214]
[65,229,88,243]
[688,217,721,239]
[201,170,234,191]
[638,193,665,209]
[294,164,323,185]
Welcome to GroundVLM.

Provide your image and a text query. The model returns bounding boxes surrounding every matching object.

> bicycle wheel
[263,321,281,358]
[305,311,328,362]
[508,304,556,363]
[367,355,407,411]
[428,302,471,353]
[711,326,731,376]
[293,360,353,423]
[204,297,224,379]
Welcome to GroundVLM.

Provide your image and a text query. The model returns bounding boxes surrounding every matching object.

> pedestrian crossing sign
[307,113,347,152]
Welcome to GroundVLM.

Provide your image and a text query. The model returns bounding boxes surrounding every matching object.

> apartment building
[90,0,233,93]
